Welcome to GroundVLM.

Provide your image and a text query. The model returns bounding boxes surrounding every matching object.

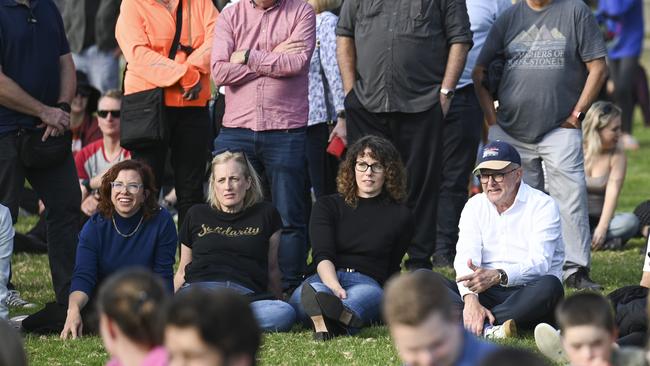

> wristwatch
[572,110,585,122]
[497,269,508,286]
[56,102,71,113]
[440,88,455,98]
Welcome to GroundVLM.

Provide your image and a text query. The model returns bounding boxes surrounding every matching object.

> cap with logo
[473,140,521,175]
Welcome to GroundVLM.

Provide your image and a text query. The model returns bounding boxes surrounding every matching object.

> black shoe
[301,284,359,341]
[565,268,603,291]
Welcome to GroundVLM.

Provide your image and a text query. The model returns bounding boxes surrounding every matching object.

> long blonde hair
[207,151,264,211]
[582,101,622,170]
[308,0,341,13]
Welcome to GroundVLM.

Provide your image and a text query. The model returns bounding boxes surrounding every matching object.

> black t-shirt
[179,202,283,293]
[310,194,414,285]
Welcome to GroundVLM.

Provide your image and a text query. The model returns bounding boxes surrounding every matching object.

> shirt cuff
[458,282,474,299]
[335,27,354,38]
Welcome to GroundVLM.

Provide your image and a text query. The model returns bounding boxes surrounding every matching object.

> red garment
[71,115,102,156]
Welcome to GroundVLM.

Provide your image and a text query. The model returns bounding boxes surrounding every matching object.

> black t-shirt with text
[179,202,283,293]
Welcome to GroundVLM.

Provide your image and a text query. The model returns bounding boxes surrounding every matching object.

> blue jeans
[214,127,307,288]
[289,271,384,331]
[181,281,296,332]
[0,205,12,320]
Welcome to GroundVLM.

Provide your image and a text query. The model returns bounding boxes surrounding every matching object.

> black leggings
[610,57,639,134]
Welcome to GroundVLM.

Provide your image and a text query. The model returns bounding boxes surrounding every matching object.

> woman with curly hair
[289,135,414,340]
[583,101,639,250]
[56,159,177,339]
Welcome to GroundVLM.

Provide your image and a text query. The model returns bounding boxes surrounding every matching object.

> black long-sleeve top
[310,194,414,285]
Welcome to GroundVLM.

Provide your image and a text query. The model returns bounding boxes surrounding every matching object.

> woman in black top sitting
[173,150,296,332]
[289,135,414,340]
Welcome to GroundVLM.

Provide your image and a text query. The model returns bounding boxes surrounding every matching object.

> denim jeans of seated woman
[289,271,384,333]
[180,281,296,332]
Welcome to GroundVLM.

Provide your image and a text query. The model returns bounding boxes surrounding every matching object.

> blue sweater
[456,329,497,366]
[598,0,644,59]
[70,208,177,296]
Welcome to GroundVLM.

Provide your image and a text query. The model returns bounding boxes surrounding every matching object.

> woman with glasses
[289,135,414,340]
[173,150,296,332]
[58,160,177,339]
[583,101,639,250]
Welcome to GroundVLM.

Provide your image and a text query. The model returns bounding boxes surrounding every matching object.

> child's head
[97,268,168,356]
[556,293,617,366]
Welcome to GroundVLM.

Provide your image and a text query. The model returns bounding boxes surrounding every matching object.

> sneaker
[535,323,568,363]
[6,290,37,309]
[565,268,603,291]
[8,314,28,331]
[484,319,517,339]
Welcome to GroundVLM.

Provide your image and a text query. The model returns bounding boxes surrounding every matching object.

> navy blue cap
[473,140,521,174]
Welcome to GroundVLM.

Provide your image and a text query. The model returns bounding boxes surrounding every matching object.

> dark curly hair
[337,135,407,207]
[97,160,159,220]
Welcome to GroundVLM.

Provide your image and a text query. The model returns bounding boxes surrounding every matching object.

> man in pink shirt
[211,0,316,291]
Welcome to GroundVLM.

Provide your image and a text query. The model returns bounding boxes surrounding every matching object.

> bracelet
[244,49,251,65]
[56,102,71,113]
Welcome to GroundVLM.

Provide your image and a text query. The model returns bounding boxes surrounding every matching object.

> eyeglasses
[97,110,121,118]
[355,161,385,173]
[110,181,143,193]
[478,168,518,184]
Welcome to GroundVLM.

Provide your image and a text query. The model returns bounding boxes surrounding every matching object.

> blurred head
[307,0,341,13]
[383,271,462,366]
[97,90,122,139]
[583,102,623,168]
[165,289,261,366]
[556,293,617,366]
[98,160,159,219]
[72,71,99,115]
[474,141,523,210]
[479,348,549,366]
[337,135,406,207]
[97,269,168,359]
[0,320,27,366]
[208,150,263,213]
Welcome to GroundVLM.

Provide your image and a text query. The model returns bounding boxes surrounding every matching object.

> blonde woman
[173,150,296,332]
[583,101,639,250]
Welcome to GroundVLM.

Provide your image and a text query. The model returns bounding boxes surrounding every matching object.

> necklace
[112,214,144,238]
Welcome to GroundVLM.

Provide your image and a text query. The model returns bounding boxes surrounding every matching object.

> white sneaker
[484,319,517,339]
[9,314,28,330]
[535,323,568,364]
[6,290,36,309]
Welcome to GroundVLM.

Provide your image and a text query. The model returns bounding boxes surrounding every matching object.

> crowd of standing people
[1,0,650,365]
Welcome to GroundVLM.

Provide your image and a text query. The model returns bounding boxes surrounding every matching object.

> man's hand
[80,195,99,217]
[463,294,495,336]
[328,117,347,145]
[440,94,452,117]
[182,83,202,101]
[560,114,581,129]
[37,106,69,141]
[456,259,501,294]
[273,40,306,54]
[60,307,83,340]
[230,50,248,64]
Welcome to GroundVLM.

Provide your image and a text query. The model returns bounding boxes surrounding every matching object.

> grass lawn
[10,117,650,365]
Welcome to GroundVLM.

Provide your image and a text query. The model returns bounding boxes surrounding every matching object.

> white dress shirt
[454,182,565,298]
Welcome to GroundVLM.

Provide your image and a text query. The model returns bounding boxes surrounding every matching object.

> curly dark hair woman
[97,160,159,220]
[290,135,414,341]
[337,135,407,208]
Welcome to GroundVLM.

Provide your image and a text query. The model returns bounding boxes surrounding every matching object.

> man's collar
[249,0,282,10]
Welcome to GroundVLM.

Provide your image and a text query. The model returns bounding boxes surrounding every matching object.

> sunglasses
[97,110,121,118]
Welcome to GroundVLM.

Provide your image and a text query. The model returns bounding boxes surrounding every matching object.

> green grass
[10,117,650,365]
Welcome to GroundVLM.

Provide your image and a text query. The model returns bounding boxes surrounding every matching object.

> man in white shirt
[444,141,565,339]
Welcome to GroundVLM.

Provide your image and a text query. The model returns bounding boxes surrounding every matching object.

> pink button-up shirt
[211,0,316,131]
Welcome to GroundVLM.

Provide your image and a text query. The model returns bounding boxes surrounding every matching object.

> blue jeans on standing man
[214,127,308,289]
[289,271,384,332]
[181,281,296,332]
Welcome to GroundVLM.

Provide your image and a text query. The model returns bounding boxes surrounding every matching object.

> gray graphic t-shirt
[477,0,606,143]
